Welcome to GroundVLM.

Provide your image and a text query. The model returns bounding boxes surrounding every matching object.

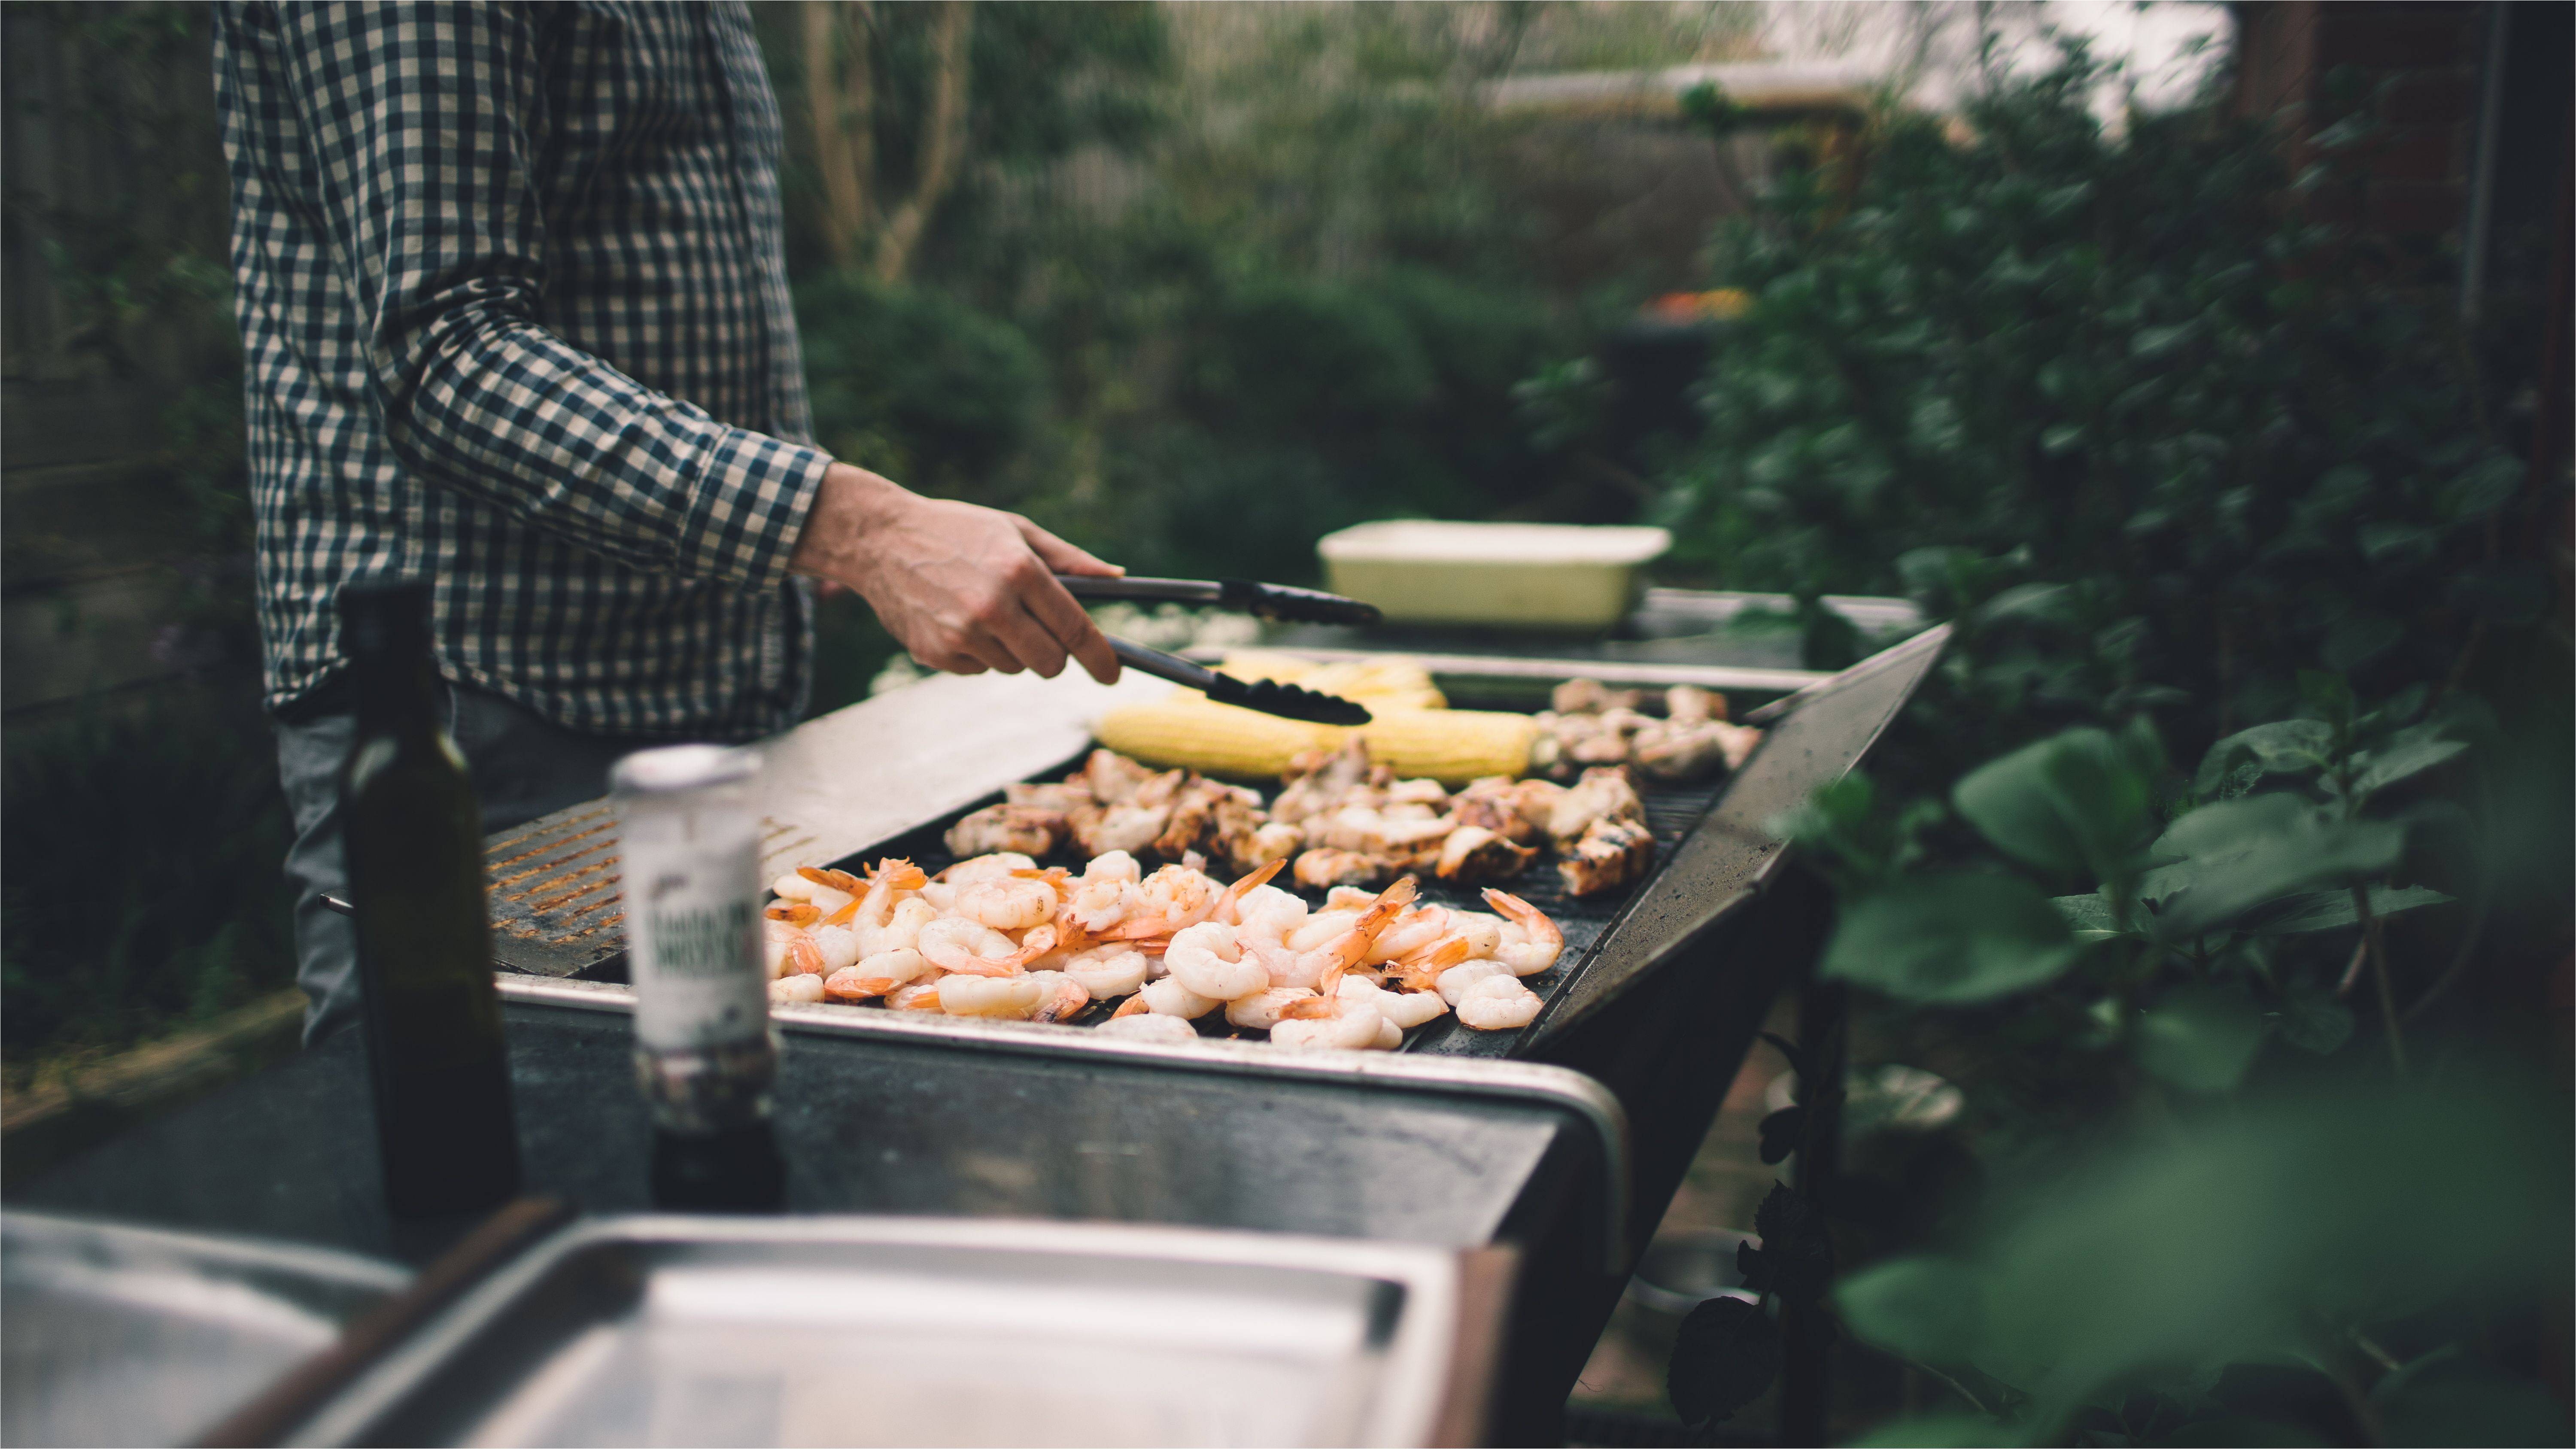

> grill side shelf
[479,668,1171,978]
[483,804,625,978]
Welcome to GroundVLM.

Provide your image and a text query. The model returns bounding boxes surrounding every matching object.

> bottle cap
[337,578,434,659]
[611,743,761,796]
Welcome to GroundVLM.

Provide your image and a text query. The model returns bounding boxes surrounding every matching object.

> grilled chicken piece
[1665,685,1727,724]
[1224,820,1305,876]
[945,803,1066,858]
[1558,816,1655,896]
[1273,738,1372,824]
[1452,776,1545,845]
[1077,801,1169,857]
[1552,678,1646,714]
[1294,848,1391,890]
[1007,781,1096,812]
[1632,718,1764,783]
[1546,766,1645,848]
[1437,824,1538,883]
[1081,748,1163,805]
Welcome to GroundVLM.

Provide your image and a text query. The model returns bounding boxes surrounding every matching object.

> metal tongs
[1057,573,1382,725]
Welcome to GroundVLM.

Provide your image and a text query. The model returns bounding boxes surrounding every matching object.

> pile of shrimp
[757,851,1565,1049]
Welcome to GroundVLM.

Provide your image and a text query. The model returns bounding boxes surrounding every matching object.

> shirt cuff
[678,429,835,591]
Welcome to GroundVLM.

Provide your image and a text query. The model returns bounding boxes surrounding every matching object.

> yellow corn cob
[1214,651,1448,711]
[1095,693,1533,786]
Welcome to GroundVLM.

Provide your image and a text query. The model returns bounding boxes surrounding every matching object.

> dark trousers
[273,680,655,1045]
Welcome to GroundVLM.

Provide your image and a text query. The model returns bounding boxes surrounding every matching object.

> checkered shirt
[213,1,832,739]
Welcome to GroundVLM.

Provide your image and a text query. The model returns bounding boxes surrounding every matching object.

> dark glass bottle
[338,580,522,1215]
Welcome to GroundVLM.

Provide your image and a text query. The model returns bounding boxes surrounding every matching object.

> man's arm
[262,3,1115,680]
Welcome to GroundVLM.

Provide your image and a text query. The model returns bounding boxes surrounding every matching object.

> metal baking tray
[1,1209,408,1447]
[288,1215,1498,1448]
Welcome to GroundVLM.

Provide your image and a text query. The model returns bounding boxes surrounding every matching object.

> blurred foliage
[2,3,283,1072]
[761,2,1644,711]
[0,698,298,1078]
[1648,35,2572,1447]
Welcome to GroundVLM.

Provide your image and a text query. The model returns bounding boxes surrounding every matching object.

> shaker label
[647,900,755,977]
[627,857,766,1052]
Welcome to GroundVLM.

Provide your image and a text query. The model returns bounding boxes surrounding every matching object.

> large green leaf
[2238,884,2453,936]
[2350,734,2467,801]
[1835,1256,1988,1367]
[1954,729,2156,886]
[2371,1350,2573,1447]
[1849,1413,2017,1447]
[1667,1296,1780,1428]
[2272,981,2354,1055]
[2050,892,2126,942]
[2140,795,2405,940]
[2191,720,2333,796]
[2136,986,2264,1094]
[1823,874,2087,1003]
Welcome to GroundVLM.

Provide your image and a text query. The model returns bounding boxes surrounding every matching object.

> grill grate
[483,804,626,978]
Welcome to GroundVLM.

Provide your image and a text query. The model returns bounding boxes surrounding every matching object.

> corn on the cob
[1213,651,1447,712]
[1096,694,1533,785]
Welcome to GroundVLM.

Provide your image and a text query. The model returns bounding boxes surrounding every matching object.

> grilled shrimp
[768,973,826,1005]
[1065,851,1143,933]
[1164,920,1268,1002]
[859,896,940,958]
[1106,865,1218,940]
[1271,990,1387,1050]
[795,866,864,922]
[1139,976,1220,1019]
[885,979,944,1012]
[938,974,1045,1018]
[811,924,864,973]
[917,918,1051,977]
[1027,970,1091,1024]
[1095,1012,1197,1042]
[956,875,1058,931]
[1455,972,1543,1030]
[823,947,933,1002]
[1365,905,1452,965]
[1062,945,1150,1000]
[1481,890,1564,976]
[1436,958,1513,1005]
[1224,986,1318,1030]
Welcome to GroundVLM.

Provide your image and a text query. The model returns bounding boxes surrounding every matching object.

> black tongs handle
[1105,636,1226,693]
[1055,574,1380,627]
[1102,637,1372,726]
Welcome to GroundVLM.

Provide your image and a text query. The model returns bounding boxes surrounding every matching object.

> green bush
[1659,51,2536,726]
[795,272,1048,498]
[1651,42,2571,1445]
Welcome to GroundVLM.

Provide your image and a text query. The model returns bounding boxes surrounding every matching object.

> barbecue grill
[471,605,1950,1436]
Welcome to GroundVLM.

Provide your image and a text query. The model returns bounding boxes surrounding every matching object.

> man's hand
[788,463,1123,683]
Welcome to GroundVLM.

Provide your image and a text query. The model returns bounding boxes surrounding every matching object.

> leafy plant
[1646,30,2570,1447]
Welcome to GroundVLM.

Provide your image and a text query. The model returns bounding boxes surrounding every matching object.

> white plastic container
[1317,521,1672,630]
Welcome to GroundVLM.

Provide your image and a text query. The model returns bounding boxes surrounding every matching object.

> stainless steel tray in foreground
[500,974,1632,1274]
[289,1215,1496,1449]
[1,1210,409,1448]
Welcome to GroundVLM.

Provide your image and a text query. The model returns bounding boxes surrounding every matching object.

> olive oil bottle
[338,580,521,1215]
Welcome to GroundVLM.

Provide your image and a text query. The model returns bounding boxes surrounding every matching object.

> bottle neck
[352,647,444,745]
